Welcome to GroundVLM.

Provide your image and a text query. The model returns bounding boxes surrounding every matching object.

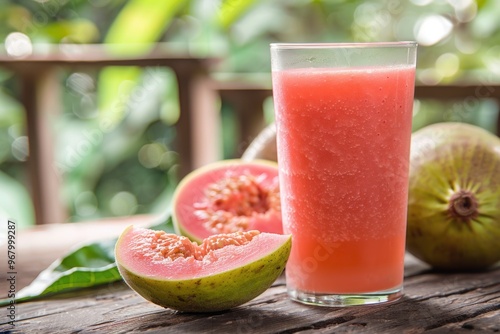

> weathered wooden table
[1,216,499,333]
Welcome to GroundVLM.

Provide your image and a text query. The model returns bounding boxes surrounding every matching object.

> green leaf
[10,239,120,305]
[97,0,188,129]
[105,0,188,54]
[36,19,100,43]
[0,216,174,306]
[217,0,258,29]
[97,66,142,128]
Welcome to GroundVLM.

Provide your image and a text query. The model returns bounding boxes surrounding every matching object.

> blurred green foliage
[0,0,499,226]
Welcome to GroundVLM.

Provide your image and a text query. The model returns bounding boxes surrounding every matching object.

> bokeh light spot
[435,53,460,78]
[415,15,453,46]
[5,32,33,58]
[110,191,137,216]
[11,136,29,161]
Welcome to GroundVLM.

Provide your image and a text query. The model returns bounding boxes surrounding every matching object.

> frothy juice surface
[273,65,415,294]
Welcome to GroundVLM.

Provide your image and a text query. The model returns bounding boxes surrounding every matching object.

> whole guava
[407,122,500,271]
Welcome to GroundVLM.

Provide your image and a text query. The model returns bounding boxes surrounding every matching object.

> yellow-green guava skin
[407,122,500,271]
[115,233,291,313]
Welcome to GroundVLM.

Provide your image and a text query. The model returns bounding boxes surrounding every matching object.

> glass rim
[270,41,417,49]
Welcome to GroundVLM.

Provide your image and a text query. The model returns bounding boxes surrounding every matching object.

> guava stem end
[448,189,479,221]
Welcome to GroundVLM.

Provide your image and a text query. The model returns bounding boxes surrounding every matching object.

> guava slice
[172,159,282,243]
[115,226,291,312]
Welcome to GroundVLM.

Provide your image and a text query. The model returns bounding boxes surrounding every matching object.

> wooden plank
[0,44,216,73]
[175,67,221,176]
[415,84,500,100]
[4,273,498,333]
[22,68,66,224]
[445,309,500,333]
[3,260,498,333]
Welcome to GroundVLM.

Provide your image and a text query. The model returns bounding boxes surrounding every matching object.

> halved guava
[172,159,282,243]
[115,226,291,312]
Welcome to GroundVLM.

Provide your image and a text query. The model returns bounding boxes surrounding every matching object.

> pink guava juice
[273,65,415,294]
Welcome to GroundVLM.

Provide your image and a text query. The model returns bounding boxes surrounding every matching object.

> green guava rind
[115,226,291,312]
[171,159,282,243]
[407,122,500,271]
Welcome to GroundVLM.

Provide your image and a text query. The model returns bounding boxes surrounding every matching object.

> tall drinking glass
[271,42,417,306]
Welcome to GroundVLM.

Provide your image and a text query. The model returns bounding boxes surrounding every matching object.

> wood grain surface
[1,218,499,333]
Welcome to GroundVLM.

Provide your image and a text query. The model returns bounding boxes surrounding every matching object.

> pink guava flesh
[116,226,289,280]
[172,160,283,242]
